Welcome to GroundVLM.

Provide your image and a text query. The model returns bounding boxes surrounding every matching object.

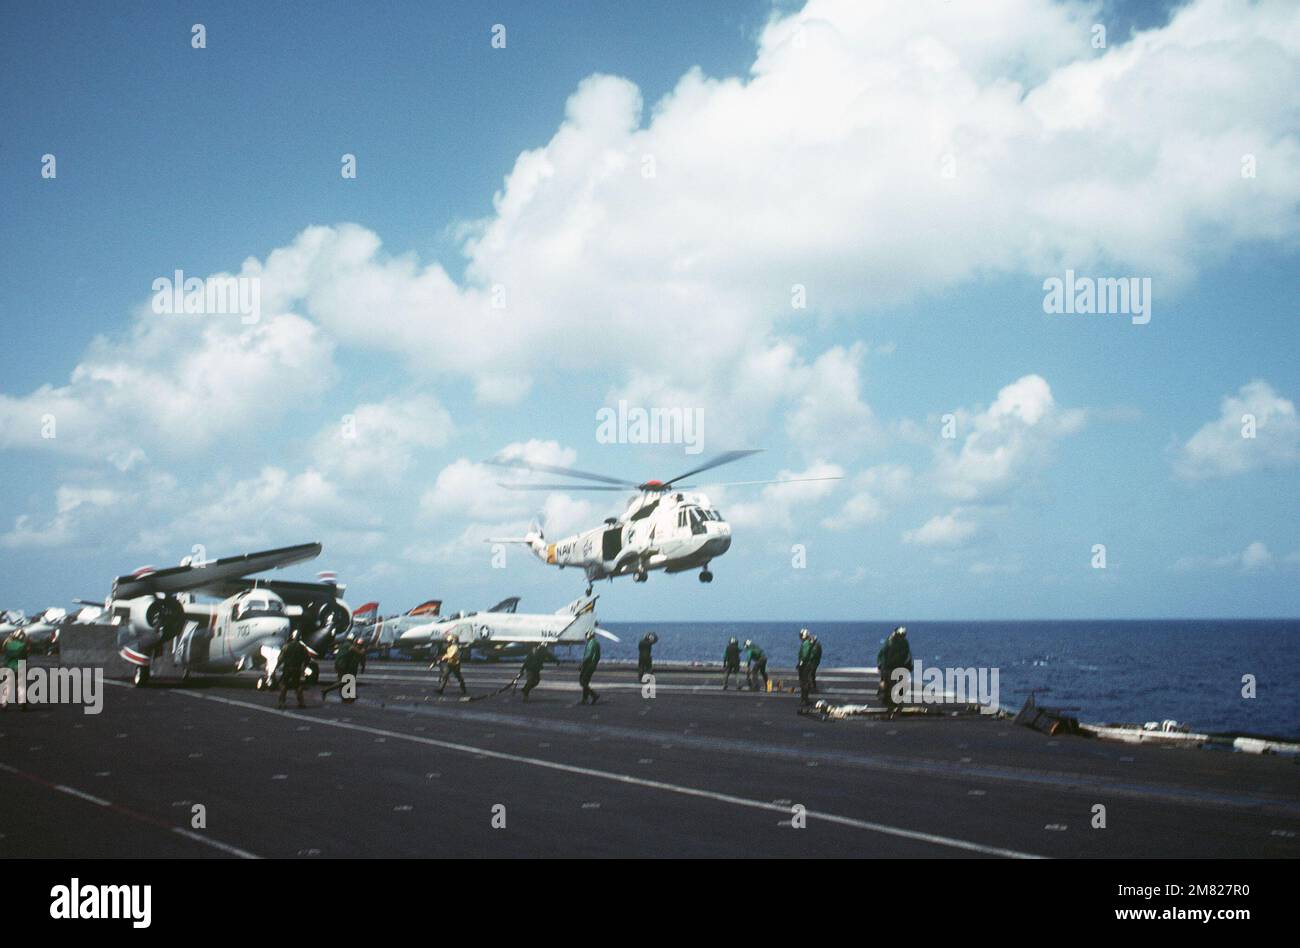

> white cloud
[311,395,453,484]
[934,374,1085,502]
[419,440,593,525]
[1,486,119,549]
[903,510,979,547]
[719,461,844,531]
[193,0,1297,406]
[1173,540,1278,572]
[0,311,335,465]
[823,463,912,530]
[1173,380,1299,479]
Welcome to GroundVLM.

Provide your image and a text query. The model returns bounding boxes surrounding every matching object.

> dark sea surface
[599,619,1300,739]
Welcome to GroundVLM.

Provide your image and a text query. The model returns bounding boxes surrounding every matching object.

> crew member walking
[434,631,467,696]
[722,637,742,690]
[277,629,310,709]
[637,632,657,680]
[579,629,601,705]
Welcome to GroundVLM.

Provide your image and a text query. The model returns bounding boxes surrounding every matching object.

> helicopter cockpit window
[689,508,707,535]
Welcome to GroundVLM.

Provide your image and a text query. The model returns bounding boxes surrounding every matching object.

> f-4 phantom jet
[101,542,352,688]
[395,595,617,659]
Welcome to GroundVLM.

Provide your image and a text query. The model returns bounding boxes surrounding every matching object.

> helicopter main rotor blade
[485,457,639,488]
[496,483,629,491]
[682,475,843,489]
[662,450,763,488]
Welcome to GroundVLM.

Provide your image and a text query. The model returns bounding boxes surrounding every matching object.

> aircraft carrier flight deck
[3,659,1297,860]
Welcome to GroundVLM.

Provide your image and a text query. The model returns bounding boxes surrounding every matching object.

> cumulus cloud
[1173,380,1299,479]
[0,310,335,466]
[1,486,120,549]
[419,440,597,530]
[1173,540,1278,572]
[718,461,844,531]
[903,510,979,547]
[311,395,453,484]
[823,463,912,530]
[947,376,1082,495]
[193,0,1297,405]
[934,374,1085,502]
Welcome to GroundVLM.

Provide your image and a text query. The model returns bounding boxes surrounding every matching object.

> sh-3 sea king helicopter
[488,450,838,593]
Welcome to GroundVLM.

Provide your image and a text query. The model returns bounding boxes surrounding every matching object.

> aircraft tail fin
[555,596,598,642]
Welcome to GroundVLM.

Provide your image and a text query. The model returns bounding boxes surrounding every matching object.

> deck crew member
[876,626,912,712]
[809,633,823,693]
[796,628,815,706]
[744,639,768,692]
[277,629,310,710]
[1,629,30,711]
[520,643,549,701]
[434,631,467,696]
[322,634,366,702]
[637,632,657,681]
[722,637,742,690]
[579,629,601,705]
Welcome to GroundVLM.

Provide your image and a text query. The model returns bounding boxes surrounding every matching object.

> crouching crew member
[278,629,310,709]
[322,634,366,702]
[722,636,742,690]
[434,631,467,696]
[876,625,911,712]
[579,629,601,705]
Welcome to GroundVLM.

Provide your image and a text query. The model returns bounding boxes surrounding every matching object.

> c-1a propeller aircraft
[488,450,839,593]
[101,542,352,688]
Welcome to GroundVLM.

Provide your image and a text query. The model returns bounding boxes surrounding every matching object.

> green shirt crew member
[876,626,912,710]
[722,637,742,690]
[520,644,549,701]
[579,631,601,705]
[744,640,768,691]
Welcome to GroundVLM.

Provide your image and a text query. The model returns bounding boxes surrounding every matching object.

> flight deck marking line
[0,761,261,859]
[139,683,1044,859]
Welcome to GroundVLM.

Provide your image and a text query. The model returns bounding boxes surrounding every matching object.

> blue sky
[1,0,1297,620]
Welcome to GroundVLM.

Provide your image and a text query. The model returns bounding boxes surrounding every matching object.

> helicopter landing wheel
[634,569,648,583]
[699,569,713,584]
[585,584,593,596]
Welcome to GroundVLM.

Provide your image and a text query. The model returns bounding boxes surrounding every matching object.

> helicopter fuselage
[541,490,731,583]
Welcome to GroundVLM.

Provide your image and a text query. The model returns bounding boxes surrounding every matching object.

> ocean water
[599,619,1300,739]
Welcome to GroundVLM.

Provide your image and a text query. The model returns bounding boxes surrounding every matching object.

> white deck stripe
[171,827,260,859]
[120,681,1044,859]
[2,760,260,859]
[55,784,112,806]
